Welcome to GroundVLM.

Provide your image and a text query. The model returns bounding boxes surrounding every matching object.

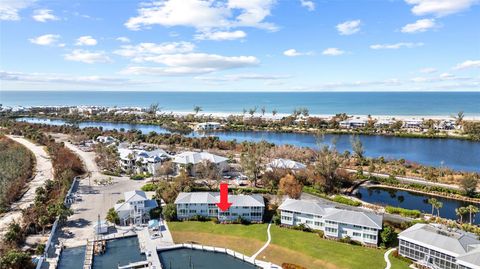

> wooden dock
[83,240,94,269]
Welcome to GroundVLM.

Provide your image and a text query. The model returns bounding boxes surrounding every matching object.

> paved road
[55,141,144,247]
[0,136,53,236]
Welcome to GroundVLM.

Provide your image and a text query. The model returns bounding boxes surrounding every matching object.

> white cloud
[453,60,480,70]
[32,9,59,22]
[401,18,437,33]
[300,0,315,11]
[405,0,479,17]
[196,73,290,81]
[283,49,314,57]
[194,30,246,41]
[64,49,111,64]
[29,34,60,46]
[370,42,424,49]
[114,41,195,60]
[125,0,277,32]
[336,20,361,35]
[75,36,98,46]
[420,67,437,73]
[121,53,258,75]
[0,0,35,21]
[116,37,131,43]
[322,48,345,56]
[0,71,139,86]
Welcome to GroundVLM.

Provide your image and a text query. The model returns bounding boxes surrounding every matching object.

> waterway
[18,117,480,172]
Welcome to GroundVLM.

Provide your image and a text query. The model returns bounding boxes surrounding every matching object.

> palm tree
[452,111,465,127]
[248,106,257,117]
[435,201,443,217]
[428,198,439,215]
[261,106,266,116]
[467,205,479,224]
[456,207,468,223]
[193,106,202,114]
[272,109,278,117]
[242,108,247,116]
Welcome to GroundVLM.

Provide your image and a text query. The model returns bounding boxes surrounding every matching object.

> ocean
[1,91,480,116]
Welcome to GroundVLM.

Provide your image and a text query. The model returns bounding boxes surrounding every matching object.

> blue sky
[0,0,479,91]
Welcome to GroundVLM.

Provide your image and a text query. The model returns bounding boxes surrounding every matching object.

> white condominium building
[278,198,383,245]
[175,192,265,223]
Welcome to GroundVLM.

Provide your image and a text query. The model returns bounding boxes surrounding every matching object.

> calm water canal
[158,248,258,269]
[356,186,480,224]
[57,236,145,269]
[18,117,480,172]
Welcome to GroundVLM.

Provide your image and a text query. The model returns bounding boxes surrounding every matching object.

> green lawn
[167,221,409,269]
[389,250,412,269]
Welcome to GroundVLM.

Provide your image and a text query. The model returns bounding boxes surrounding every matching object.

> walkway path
[250,221,272,261]
[0,135,53,236]
[384,248,396,269]
[345,168,463,191]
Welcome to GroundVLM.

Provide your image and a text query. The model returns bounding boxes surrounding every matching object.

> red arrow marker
[216,183,232,211]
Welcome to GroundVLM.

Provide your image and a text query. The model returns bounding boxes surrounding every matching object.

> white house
[118,147,170,175]
[114,190,158,226]
[173,151,229,176]
[195,122,221,131]
[398,223,480,269]
[403,119,424,129]
[266,158,306,171]
[374,119,395,128]
[339,118,367,129]
[175,192,265,222]
[96,135,117,145]
[278,199,383,245]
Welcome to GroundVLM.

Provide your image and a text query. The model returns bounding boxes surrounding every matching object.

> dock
[83,239,94,269]
[137,228,162,269]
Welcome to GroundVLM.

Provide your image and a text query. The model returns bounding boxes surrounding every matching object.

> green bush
[272,214,281,225]
[385,206,421,218]
[130,174,146,180]
[333,195,362,206]
[163,204,177,221]
[149,207,162,219]
[141,183,157,192]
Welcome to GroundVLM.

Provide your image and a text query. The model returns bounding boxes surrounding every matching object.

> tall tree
[240,142,268,187]
[350,135,365,161]
[278,174,303,199]
[456,206,468,223]
[272,109,278,117]
[466,205,479,224]
[261,106,266,116]
[428,198,438,215]
[148,102,160,114]
[453,111,464,127]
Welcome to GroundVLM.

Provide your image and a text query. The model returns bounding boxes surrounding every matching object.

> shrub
[385,206,421,218]
[272,214,281,225]
[281,263,307,269]
[380,225,397,248]
[163,204,177,221]
[149,207,162,219]
[130,174,146,180]
[141,183,157,192]
[35,244,46,255]
[333,195,362,206]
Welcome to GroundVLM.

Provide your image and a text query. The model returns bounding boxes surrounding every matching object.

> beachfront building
[398,223,480,269]
[195,122,221,131]
[278,199,383,245]
[403,119,424,130]
[374,119,395,128]
[339,118,367,129]
[266,158,307,171]
[118,147,170,175]
[173,151,229,176]
[114,190,158,226]
[175,192,265,222]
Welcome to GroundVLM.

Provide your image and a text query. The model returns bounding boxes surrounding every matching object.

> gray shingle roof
[399,224,480,258]
[173,151,228,165]
[323,208,383,229]
[175,192,265,207]
[278,198,329,216]
[278,198,383,229]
